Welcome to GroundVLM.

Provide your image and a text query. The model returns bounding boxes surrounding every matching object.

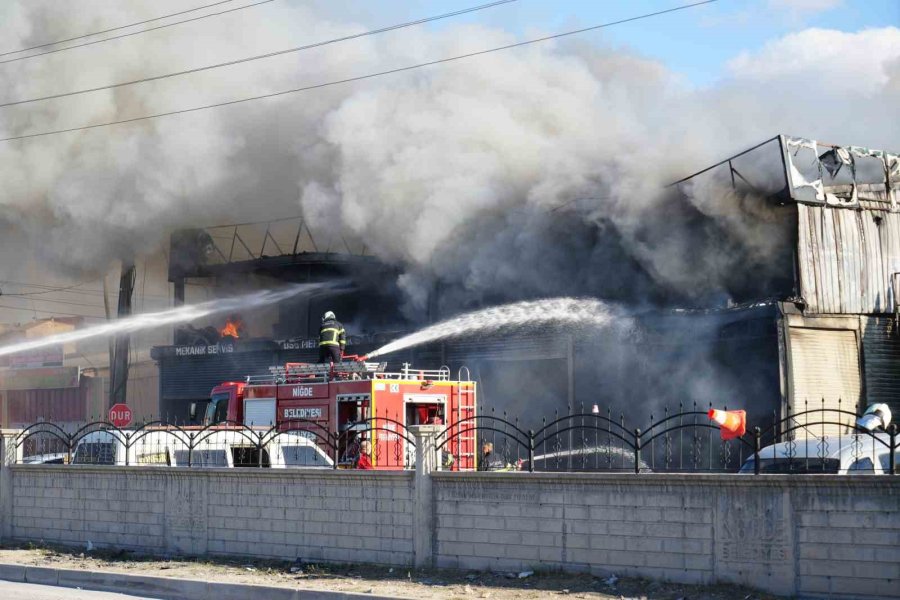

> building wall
[1,464,897,599]
[797,204,900,315]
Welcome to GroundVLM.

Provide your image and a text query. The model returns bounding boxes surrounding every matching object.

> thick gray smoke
[0,1,897,312]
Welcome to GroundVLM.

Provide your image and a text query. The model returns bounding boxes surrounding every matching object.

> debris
[504,572,517,579]
[604,574,618,586]
[562,589,569,594]
[243,565,256,572]
[389,568,394,573]
[518,570,534,579]
[465,573,478,581]
[289,566,302,573]
[364,588,374,594]
[85,541,93,552]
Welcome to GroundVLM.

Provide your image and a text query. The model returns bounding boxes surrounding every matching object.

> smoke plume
[0,1,897,313]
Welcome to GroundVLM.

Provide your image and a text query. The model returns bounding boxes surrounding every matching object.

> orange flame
[220,318,242,339]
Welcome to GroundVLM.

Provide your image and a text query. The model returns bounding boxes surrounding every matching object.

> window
[848,457,875,472]
[173,449,227,467]
[877,452,899,473]
[282,445,330,467]
[231,446,270,468]
[72,442,116,465]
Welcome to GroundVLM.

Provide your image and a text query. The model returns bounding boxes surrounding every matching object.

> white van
[739,433,897,474]
[70,428,332,468]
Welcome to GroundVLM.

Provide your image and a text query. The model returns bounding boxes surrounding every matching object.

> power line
[0,279,172,300]
[0,279,98,296]
[0,0,519,108]
[0,302,105,319]
[0,0,237,58]
[0,0,720,143]
[0,0,275,65]
[0,293,109,309]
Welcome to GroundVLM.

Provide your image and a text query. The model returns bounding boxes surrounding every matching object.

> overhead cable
[0,0,719,142]
[0,0,519,107]
[0,0,275,65]
[1,279,98,296]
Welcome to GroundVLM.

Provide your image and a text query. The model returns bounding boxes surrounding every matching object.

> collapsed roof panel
[671,134,899,212]
[782,135,899,210]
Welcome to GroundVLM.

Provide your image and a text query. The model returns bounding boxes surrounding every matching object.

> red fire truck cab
[204,359,477,470]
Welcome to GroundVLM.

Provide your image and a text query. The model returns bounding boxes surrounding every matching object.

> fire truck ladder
[454,366,477,470]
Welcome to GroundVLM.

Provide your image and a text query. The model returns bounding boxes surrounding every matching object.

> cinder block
[853,529,899,546]
[590,506,625,521]
[800,527,853,544]
[625,537,663,553]
[643,552,684,569]
[683,524,712,539]
[591,535,626,551]
[683,554,712,571]
[608,521,644,536]
[566,533,590,549]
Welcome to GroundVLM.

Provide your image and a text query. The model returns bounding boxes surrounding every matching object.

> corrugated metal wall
[797,204,900,314]
[0,375,102,426]
[861,316,900,418]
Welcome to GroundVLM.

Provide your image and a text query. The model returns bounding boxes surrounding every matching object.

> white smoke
[0,1,897,311]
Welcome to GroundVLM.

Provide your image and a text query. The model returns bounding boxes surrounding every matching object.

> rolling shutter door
[861,316,900,418]
[788,327,861,437]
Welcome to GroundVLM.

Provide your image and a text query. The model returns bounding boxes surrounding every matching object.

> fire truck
[202,358,477,470]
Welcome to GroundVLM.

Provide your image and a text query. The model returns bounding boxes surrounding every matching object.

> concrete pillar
[0,430,19,541]
[409,424,441,568]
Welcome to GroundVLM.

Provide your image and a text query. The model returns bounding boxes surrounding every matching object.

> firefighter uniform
[318,313,346,363]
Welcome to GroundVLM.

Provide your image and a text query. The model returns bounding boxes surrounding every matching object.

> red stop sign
[108,403,133,428]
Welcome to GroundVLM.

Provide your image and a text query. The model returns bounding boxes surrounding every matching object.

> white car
[739,433,898,474]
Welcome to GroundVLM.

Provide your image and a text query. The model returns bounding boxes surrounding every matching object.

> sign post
[108,403,133,428]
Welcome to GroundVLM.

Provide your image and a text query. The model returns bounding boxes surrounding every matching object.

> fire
[220,315,244,339]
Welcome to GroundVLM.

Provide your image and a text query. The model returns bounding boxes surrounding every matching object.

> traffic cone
[707,408,746,440]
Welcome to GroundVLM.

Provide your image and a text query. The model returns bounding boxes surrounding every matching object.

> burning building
[151,135,899,433]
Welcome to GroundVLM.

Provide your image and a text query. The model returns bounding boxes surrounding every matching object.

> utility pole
[109,260,136,408]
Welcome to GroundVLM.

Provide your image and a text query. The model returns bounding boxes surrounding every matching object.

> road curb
[0,562,410,600]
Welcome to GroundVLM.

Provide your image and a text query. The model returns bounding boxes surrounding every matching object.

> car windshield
[739,458,840,474]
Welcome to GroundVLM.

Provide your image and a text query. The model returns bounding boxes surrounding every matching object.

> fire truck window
[232,446,270,468]
[406,403,443,425]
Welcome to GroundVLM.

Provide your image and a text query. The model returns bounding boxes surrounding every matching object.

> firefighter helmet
[323,310,336,321]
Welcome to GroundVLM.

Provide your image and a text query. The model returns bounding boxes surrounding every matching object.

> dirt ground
[0,543,784,600]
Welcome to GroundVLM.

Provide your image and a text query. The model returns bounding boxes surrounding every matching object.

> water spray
[0,283,327,359]
[366,297,628,359]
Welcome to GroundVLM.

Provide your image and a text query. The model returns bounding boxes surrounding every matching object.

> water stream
[367,297,626,358]
[0,283,326,358]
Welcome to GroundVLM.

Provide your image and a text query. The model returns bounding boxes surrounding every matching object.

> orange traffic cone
[707,408,746,440]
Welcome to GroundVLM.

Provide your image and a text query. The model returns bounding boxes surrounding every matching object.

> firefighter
[478,442,507,471]
[318,310,346,363]
[355,439,373,470]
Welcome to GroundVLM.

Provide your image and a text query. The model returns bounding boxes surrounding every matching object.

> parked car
[739,433,898,474]
[70,428,332,468]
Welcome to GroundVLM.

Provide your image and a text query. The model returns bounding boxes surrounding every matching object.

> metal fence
[12,416,413,470]
[435,402,898,474]
[11,402,899,474]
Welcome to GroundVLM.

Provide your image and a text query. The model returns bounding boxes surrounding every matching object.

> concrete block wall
[431,473,900,599]
[1,459,898,599]
[5,466,415,566]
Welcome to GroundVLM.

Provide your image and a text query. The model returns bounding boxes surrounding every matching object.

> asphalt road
[0,580,160,599]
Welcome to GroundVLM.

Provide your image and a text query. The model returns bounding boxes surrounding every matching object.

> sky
[344,0,899,85]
